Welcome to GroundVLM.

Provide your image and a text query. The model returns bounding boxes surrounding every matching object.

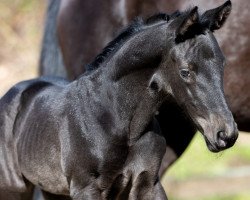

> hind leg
[0,191,31,200]
[42,190,71,200]
[0,184,34,200]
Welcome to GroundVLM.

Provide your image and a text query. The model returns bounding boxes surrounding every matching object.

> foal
[0,5,237,200]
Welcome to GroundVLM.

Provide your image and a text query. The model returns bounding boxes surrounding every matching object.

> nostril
[218,131,227,140]
[217,131,227,148]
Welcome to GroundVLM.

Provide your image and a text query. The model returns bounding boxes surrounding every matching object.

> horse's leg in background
[157,102,196,177]
[39,0,66,78]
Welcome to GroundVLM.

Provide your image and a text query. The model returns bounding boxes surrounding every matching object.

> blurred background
[0,0,43,96]
[0,1,250,200]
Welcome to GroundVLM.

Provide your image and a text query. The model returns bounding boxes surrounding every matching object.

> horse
[40,0,250,177]
[0,4,237,199]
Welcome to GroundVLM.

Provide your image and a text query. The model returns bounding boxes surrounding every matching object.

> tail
[39,0,67,78]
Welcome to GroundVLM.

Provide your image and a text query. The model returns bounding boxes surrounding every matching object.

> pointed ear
[149,73,164,93]
[201,0,232,31]
[175,7,199,43]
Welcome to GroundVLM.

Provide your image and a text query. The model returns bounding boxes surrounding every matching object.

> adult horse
[0,5,237,199]
[40,0,250,176]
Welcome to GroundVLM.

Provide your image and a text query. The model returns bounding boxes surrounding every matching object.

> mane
[85,9,206,72]
[86,13,171,72]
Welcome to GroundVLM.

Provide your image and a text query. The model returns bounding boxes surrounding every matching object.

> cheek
[170,80,190,100]
[186,87,194,98]
[188,72,196,84]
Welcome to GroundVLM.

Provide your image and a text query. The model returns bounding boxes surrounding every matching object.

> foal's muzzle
[205,122,238,153]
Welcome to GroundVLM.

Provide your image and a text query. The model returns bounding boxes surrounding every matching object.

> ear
[149,73,164,93]
[175,7,199,43]
[201,0,232,31]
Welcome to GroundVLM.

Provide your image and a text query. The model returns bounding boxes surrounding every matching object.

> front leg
[154,180,168,200]
[70,181,102,200]
[127,173,167,200]
[126,122,167,200]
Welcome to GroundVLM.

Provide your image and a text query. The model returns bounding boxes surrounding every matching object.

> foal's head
[87,1,237,152]
[149,1,238,152]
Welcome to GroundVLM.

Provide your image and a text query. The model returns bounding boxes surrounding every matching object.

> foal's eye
[180,69,190,79]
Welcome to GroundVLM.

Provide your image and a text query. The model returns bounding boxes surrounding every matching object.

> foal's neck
[75,24,167,142]
[91,68,164,143]
[105,26,167,140]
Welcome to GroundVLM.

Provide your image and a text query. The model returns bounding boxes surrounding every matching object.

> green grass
[169,193,250,200]
[162,132,250,200]
[164,132,250,180]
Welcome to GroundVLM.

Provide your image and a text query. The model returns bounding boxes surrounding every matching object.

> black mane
[85,9,208,71]
[86,13,170,72]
